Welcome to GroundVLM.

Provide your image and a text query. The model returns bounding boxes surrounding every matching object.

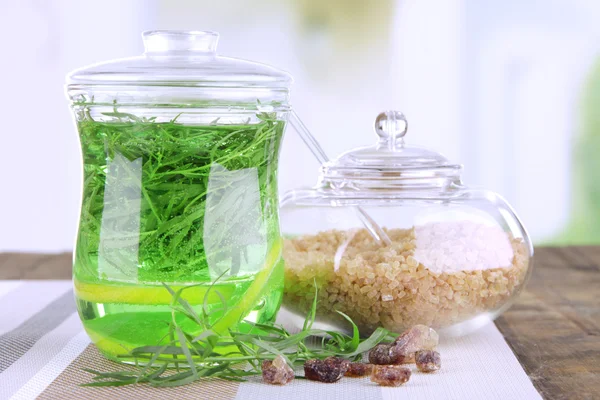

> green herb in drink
[73,103,286,358]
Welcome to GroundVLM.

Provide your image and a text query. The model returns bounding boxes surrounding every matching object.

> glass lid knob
[143,30,219,55]
[374,111,408,148]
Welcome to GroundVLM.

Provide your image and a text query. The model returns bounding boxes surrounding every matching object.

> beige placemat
[0,281,543,400]
[37,345,240,400]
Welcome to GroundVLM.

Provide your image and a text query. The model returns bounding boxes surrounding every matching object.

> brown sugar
[283,226,529,334]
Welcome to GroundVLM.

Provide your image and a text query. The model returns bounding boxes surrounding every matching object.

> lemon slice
[75,243,282,306]
[84,312,173,357]
[211,239,282,334]
[75,279,245,306]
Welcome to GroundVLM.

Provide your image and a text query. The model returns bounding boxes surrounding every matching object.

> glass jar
[66,31,291,361]
[280,111,533,336]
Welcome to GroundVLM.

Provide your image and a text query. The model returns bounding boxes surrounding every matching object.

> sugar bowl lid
[319,111,463,192]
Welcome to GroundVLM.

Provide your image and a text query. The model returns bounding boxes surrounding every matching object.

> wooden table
[495,247,600,400]
[1,247,598,400]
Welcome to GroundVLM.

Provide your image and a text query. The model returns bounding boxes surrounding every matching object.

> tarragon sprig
[82,283,397,388]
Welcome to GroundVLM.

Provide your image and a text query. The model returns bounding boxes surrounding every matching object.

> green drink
[72,115,286,360]
[67,31,293,362]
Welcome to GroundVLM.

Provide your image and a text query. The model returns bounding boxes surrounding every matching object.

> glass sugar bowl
[280,111,533,337]
[66,31,291,361]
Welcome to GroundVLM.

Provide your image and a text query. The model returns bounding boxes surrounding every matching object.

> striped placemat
[0,281,542,400]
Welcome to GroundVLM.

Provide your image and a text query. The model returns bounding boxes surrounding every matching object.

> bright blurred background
[1,0,600,252]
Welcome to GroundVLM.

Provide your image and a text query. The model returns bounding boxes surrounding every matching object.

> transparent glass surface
[68,30,292,106]
[66,31,291,361]
[281,190,533,337]
[280,111,533,337]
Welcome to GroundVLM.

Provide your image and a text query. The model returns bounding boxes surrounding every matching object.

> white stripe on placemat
[235,377,384,400]
[0,290,76,373]
[0,312,85,399]
[0,281,72,336]
[379,323,541,400]
[0,281,24,300]
[9,331,90,400]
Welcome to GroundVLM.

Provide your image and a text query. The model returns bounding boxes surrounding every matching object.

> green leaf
[101,111,142,122]
[335,311,360,351]
[175,326,198,377]
[343,327,391,357]
[130,346,185,355]
[302,282,319,332]
[145,363,168,381]
[250,338,292,366]
[81,379,138,387]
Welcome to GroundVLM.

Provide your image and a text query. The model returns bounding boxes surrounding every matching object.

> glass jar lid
[66,30,293,106]
[319,111,463,193]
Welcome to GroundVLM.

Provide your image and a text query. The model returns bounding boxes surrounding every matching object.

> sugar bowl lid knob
[374,111,408,142]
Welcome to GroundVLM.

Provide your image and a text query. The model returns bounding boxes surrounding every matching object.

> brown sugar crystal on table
[370,365,412,387]
[304,357,349,383]
[262,355,295,385]
[344,362,374,377]
[368,344,394,365]
[368,344,408,365]
[393,324,439,356]
[415,350,441,373]
[369,325,439,365]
